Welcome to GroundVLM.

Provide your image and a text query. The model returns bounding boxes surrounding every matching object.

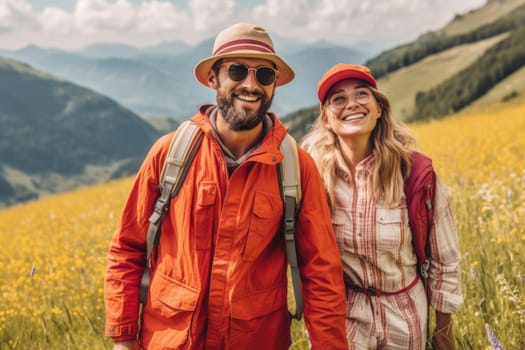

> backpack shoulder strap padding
[279,134,303,320]
[159,120,202,193]
[140,120,203,304]
[280,134,302,204]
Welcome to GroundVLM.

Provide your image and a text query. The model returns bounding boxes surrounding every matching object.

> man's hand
[113,340,140,350]
[431,311,455,350]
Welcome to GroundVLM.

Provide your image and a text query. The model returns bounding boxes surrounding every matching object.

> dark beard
[217,88,273,131]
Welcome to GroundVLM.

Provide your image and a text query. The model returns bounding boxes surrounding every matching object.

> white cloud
[74,0,138,33]
[136,1,188,32]
[253,0,309,20]
[189,0,235,33]
[40,7,75,34]
[0,0,486,51]
[0,0,39,31]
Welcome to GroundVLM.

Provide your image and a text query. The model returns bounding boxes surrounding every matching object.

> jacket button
[272,156,277,162]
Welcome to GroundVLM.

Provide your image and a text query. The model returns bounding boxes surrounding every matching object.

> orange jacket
[104,107,347,349]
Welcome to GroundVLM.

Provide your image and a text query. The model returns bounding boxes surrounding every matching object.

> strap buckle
[149,197,169,224]
[420,259,431,279]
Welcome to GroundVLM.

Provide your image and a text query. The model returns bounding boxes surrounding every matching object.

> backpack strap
[140,120,203,304]
[279,134,303,320]
[405,152,435,298]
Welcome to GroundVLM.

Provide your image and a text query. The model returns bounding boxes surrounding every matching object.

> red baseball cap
[317,63,377,103]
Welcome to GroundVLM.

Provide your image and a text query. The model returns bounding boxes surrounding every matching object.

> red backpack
[405,152,436,298]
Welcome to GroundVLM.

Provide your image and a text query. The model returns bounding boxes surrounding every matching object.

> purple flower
[485,323,504,350]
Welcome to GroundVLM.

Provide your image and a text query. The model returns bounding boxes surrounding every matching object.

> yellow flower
[50,307,62,315]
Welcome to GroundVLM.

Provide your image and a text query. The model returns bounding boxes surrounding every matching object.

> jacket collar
[192,104,289,164]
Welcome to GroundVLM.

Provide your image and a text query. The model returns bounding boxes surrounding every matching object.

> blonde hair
[301,86,417,208]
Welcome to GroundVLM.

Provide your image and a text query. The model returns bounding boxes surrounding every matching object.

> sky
[0,0,487,52]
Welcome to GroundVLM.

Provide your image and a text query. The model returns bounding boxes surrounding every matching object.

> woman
[301,63,463,349]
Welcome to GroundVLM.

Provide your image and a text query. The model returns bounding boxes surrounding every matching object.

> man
[104,22,347,350]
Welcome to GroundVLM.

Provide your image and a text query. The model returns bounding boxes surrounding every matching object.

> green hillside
[0,57,161,207]
[410,26,525,121]
[443,0,525,36]
[466,65,525,110]
[378,34,508,120]
[281,106,319,142]
[366,1,525,79]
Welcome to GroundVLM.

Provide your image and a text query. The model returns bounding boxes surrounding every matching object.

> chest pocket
[194,182,217,250]
[376,206,405,252]
[243,190,283,261]
[332,207,349,251]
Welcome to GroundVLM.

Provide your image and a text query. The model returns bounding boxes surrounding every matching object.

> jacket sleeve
[103,133,173,341]
[428,176,464,313]
[294,149,348,350]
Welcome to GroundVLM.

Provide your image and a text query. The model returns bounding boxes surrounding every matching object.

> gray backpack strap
[140,120,203,304]
[279,134,303,320]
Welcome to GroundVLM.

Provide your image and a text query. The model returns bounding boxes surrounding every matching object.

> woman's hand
[431,311,455,350]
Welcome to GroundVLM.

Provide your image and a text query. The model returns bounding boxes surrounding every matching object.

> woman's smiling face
[325,79,382,140]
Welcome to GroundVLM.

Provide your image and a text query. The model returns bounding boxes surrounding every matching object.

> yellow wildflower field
[412,102,525,349]
[0,101,523,349]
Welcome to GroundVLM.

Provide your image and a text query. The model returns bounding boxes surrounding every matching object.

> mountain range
[0,37,371,121]
[1,0,525,207]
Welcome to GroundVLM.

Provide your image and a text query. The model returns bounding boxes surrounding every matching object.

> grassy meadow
[0,101,524,349]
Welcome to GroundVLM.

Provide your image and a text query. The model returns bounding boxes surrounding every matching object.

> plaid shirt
[333,155,463,313]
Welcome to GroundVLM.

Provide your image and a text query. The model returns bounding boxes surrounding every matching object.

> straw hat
[194,23,295,87]
[317,63,377,103]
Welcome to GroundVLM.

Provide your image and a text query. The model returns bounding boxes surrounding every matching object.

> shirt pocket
[149,270,199,316]
[376,206,404,252]
[243,190,283,261]
[194,181,217,250]
[332,207,348,249]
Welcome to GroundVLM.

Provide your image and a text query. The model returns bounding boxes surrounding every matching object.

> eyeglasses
[327,89,373,110]
[222,62,279,86]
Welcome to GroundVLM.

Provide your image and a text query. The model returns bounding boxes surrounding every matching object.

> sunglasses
[222,62,279,86]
